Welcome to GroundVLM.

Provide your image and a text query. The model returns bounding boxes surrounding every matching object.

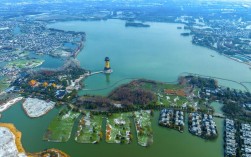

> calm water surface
[49,20,251,94]
[2,19,250,157]
[1,103,223,157]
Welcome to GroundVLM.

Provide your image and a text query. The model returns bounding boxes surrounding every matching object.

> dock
[86,71,104,76]
[213,113,225,118]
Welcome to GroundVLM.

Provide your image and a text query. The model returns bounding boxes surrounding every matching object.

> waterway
[211,102,224,114]
[2,19,251,157]
[1,103,223,157]
[49,20,251,94]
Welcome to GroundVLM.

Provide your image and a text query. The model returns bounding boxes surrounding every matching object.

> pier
[213,113,225,118]
[86,71,104,76]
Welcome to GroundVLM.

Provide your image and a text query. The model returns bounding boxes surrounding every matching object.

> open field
[106,112,132,144]
[44,107,80,142]
[5,59,44,69]
[75,112,103,144]
[134,110,153,147]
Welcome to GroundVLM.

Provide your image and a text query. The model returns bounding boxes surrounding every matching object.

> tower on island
[104,57,113,74]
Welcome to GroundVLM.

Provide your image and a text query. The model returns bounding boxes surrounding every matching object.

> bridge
[213,113,225,118]
[86,71,104,76]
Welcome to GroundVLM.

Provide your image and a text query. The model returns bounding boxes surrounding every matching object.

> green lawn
[43,108,80,142]
[139,81,183,93]
[134,110,153,147]
[106,112,132,144]
[75,112,103,143]
[157,94,188,107]
[6,59,44,69]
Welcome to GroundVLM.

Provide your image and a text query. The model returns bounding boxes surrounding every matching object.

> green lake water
[1,103,223,157]
[49,20,251,94]
[1,19,251,157]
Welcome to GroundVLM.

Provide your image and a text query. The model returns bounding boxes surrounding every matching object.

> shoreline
[22,104,54,118]
[22,98,55,118]
[29,148,70,157]
[73,36,85,58]
[192,42,251,67]
[0,97,23,112]
[0,123,26,154]
[0,123,70,157]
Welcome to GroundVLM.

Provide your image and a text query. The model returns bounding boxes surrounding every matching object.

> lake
[2,19,251,157]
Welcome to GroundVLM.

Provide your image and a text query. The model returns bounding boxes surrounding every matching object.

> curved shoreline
[0,123,26,154]
[0,123,70,157]
[82,72,249,93]
[27,148,70,157]
[0,97,23,112]
[22,98,55,118]
[180,72,250,92]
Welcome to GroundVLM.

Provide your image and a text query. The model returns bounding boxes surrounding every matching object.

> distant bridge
[213,113,225,118]
[86,71,104,76]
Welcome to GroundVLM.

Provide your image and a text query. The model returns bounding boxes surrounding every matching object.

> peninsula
[22,98,55,118]
[0,123,69,157]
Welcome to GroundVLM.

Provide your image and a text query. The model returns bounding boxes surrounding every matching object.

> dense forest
[108,84,157,106]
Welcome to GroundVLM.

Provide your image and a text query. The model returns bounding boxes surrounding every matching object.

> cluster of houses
[240,123,251,157]
[189,113,202,136]
[159,109,173,127]
[225,119,237,156]
[189,113,217,138]
[159,109,184,132]
[174,110,184,127]
[224,120,251,157]
[0,67,20,77]
[201,114,217,136]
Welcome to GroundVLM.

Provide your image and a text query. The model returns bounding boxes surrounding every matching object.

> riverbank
[0,123,26,156]
[27,148,70,157]
[0,123,70,157]
[0,97,23,112]
[43,108,80,142]
[73,36,85,58]
[22,98,55,118]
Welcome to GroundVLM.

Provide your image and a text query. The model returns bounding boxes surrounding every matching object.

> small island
[159,109,185,132]
[0,123,69,157]
[188,113,218,139]
[75,112,103,144]
[181,32,190,36]
[125,22,150,28]
[134,110,153,147]
[106,113,132,144]
[22,98,55,118]
[43,107,80,142]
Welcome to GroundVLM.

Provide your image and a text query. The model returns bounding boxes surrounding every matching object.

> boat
[210,55,214,57]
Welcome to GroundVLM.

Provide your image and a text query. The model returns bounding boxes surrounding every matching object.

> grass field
[139,81,183,93]
[43,108,80,142]
[75,112,103,144]
[134,110,153,147]
[5,59,44,69]
[136,80,189,107]
[106,112,132,144]
[157,94,188,106]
